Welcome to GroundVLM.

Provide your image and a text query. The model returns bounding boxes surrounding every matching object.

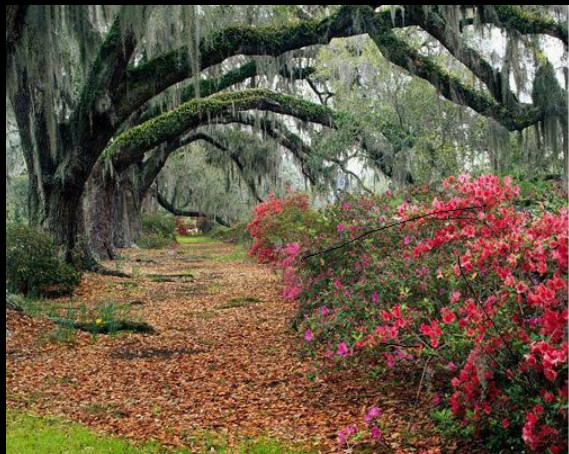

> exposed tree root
[84,257,132,278]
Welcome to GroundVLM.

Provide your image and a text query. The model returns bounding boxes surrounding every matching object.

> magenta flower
[370,426,382,439]
[320,306,329,316]
[364,406,381,425]
[336,223,346,232]
[304,329,313,342]
[372,292,379,304]
[337,342,349,357]
[337,425,357,446]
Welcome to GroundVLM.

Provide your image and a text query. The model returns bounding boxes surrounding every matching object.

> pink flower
[337,425,357,445]
[336,223,346,232]
[320,306,329,316]
[370,426,382,439]
[337,342,349,357]
[283,242,300,256]
[447,361,456,372]
[364,407,381,425]
[304,329,313,341]
[372,292,379,304]
[450,292,461,303]
[515,281,529,294]
[441,307,456,324]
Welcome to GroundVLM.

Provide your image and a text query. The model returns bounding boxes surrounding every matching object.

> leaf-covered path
[6,239,482,453]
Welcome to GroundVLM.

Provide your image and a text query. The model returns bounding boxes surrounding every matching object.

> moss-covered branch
[367,15,544,131]
[117,5,369,119]
[458,6,568,44]
[132,61,316,128]
[108,89,339,172]
[405,6,515,105]
[58,7,150,192]
[489,6,568,45]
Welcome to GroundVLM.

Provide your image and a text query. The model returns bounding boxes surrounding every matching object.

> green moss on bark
[107,89,341,172]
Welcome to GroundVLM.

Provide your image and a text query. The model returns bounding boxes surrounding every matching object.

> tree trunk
[83,161,118,261]
[85,164,147,256]
[113,168,143,248]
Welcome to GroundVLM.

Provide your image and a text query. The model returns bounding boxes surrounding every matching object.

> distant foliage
[137,234,173,249]
[249,175,568,452]
[139,213,175,248]
[6,224,81,296]
[210,222,251,244]
[197,217,215,234]
[141,213,176,238]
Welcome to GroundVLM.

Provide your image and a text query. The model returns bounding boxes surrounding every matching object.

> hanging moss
[532,58,567,158]
[106,88,342,171]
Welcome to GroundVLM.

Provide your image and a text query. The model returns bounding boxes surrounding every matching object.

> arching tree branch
[156,191,230,227]
[108,89,340,172]
[476,5,568,44]
[128,61,316,131]
[119,5,372,119]
[139,131,265,204]
[366,16,544,131]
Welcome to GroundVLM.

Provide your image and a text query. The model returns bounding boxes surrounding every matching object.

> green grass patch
[185,310,217,320]
[6,409,188,453]
[209,247,250,262]
[6,409,309,454]
[176,236,216,245]
[218,296,261,310]
[145,271,194,283]
[19,299,152,340]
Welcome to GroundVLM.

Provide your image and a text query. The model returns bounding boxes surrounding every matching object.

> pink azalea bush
[246,192,320,264]
[247,175,568,452]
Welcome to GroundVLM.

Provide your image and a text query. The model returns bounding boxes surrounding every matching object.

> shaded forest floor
[6,238,485,453]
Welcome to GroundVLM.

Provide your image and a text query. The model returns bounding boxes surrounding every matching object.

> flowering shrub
[249,175,568,452]
[246,192,325,264]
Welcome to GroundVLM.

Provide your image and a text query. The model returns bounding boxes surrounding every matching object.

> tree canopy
[6,5,568,261]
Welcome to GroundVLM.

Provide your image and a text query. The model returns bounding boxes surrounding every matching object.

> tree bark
[113,167,143,248]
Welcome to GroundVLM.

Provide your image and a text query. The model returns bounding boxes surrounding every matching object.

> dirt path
[6,239,480,453]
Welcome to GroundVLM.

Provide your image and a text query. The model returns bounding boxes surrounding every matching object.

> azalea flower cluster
[247,175,568,452]
[245,192,311,264]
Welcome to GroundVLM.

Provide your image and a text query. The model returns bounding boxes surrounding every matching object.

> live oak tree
[6,5,567,264]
